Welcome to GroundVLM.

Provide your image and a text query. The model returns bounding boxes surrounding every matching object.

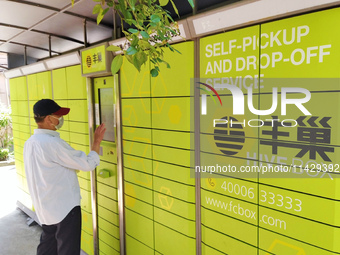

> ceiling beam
[6,0,113,29]
[7,41,61,55]
[0,23,84,45]
[1,0,114,58]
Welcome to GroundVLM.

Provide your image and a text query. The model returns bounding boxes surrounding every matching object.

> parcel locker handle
[97,169,111,178]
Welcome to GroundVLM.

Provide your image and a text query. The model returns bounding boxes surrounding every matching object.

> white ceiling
[0,0,114,62]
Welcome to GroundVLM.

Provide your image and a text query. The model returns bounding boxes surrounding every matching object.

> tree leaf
[97,12,105,24]
[102,7,109,16]
[107,45,121,52]
[71,0,75,6]
[136,51,148,66]
[126,46,138,55]
[166,13,174,23]
[125,55,134,65]
[131,35,139,47]
[187,0,194,8]
[163,60,170,68]
[130,0,137,10]
[169,0,179,17]
[125,19,137,26]
[159,0,169,6]
[150,68,159,77]
[140,31,150,39]
[128,28,139,34]
[151,14,161,23]
[173,47,182,54]
[111,55,123,75]
[92,4,102,14]
[132,55,141,72]
[138,40,150,49]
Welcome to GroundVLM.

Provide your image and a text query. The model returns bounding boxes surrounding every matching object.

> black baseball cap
[33,99,70,117]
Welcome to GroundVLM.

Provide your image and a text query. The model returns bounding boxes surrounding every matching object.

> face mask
[51,116,64,130]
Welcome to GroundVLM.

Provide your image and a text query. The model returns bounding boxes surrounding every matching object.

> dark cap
[33,99,70,117]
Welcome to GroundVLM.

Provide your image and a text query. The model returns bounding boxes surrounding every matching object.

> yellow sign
[81,44,107,75]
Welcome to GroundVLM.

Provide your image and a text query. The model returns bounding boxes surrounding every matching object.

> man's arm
[50,123,107,172]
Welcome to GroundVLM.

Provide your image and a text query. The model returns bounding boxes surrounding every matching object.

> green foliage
[111,54,123,74]
[0,148,9,161]
[85,0,194,77]
[0,104,12,160]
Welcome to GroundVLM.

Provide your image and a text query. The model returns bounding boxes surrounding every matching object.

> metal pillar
[84,19,88,48]
[194,38,202,255]
[115,74,126,255]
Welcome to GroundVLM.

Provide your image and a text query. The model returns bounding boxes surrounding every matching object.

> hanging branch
[72,0,194,77]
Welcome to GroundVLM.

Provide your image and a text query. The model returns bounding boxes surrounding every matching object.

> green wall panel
[98,217,120,239]
[123,140,152,159]
[125,193,153,219]
[152,129,191,150]
[153,176,195,203]
[17,101,29,117]
[126,235,154,255]
[16,76,28,101]
[125,182,153,205]
[122,126,151,143]
[11,101,19,116]
[125,166,152,187]
[82,209,93,234]
[66,65,87,99]
[97,193,118,214]
[97,182,117,199]
[153,145,191,167]
[260,8,340,79]
[258,228,336,255]
[96,161,118,188]
[36,71,52,99]
[123,154,153,174]
[80,188,92,213]
[98,205,119,227]
[202,226,257,255]
[27,74,38,101]
[52,68,68,100]
[151,97,191,131]
[9,78,18,101]
[99,239,120,255]
[202,243,225,255]
[151,41,194,97]
[153,161,194,185]
[121,58,151,98]
[154,207,195,237]
[81,230,94,255]
[68,100,88,122]
[154,223,196,255]
[154,192,195,220]
[98,228,120,253]
[121,98,151,128]
[125,209,154,249]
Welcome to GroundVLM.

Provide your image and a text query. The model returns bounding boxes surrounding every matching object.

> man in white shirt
[24,99,106,255]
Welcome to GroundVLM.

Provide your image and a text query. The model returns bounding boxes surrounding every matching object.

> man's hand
[92,123,106,154]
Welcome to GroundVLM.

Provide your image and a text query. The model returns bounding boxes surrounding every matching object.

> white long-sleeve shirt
[23,129,100,225]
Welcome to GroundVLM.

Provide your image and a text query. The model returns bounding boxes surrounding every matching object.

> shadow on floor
[0,208,42,255]
[0,165,42,255]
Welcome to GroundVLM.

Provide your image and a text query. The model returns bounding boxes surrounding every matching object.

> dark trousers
[37,206,82,255]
